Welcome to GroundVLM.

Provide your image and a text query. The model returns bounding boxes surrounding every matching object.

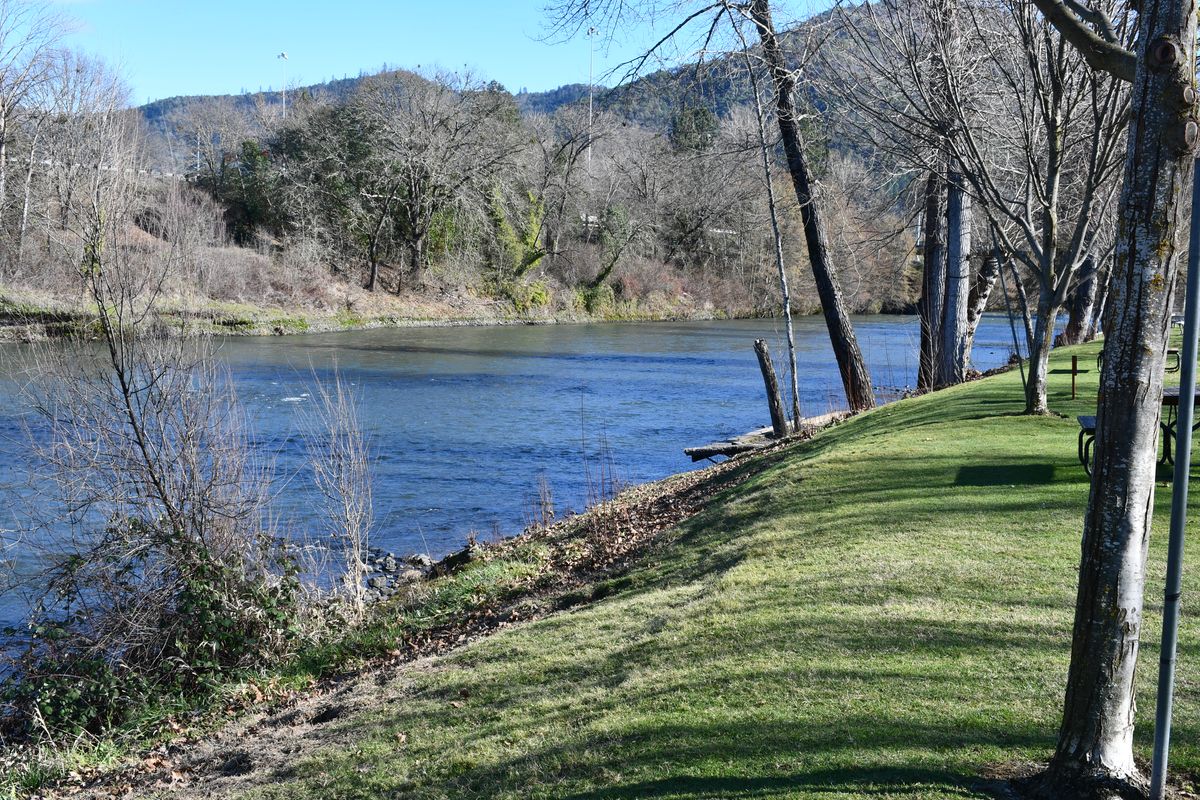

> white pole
[277,52,289,119]
[587,27,596,172]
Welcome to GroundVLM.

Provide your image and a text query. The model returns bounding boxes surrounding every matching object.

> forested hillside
[92,20,911,328]
[0,9,946,336]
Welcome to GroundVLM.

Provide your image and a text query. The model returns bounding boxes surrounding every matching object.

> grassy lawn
[239,339,1199,799]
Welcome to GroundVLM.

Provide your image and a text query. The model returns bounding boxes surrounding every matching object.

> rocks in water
[356,545,458,597]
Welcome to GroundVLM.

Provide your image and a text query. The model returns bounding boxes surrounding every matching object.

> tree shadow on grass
[557,767,987,799]
[955,464,1058,486]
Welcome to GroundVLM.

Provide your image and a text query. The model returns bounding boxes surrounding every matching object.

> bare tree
[1019,0,1196,793]
[728,6,801,426]
[6,130,295,736]
[741,0,875,410]
[548,0,876,410]
[0,0,60,258]
[166,96,255,188]
[302,369,373,619]
[832,0,1128,412]
[353,70,525,289]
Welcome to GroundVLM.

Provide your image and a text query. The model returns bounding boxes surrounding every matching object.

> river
[0,315,1020,629]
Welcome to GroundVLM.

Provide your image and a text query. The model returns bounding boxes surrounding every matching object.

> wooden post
[754,339,789,438]
[1072,355,1078,399]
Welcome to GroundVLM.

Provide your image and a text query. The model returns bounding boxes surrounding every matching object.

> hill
[133,21,835,141]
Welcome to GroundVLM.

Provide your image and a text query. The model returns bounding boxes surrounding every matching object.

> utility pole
[586,27,596,173]
[277,51,289,119]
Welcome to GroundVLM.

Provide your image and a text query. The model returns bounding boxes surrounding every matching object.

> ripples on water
[0,315,1019,628]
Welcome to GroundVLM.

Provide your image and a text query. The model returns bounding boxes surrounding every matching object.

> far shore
[0,288,920,342]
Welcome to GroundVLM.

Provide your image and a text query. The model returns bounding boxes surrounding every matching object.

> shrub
[499,280,552,313]
[581,284,616,316]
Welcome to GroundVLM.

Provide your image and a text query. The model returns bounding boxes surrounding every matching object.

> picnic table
[1160,385,1200,465]
[1077,384,1196,473]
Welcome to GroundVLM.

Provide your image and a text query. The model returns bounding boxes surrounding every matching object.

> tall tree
[354,71,524,289]
[548,0,876,412]
[832,0,1127,411]
[0,0,60,257]
[743,0,875,411]
[1026,0,1195,794]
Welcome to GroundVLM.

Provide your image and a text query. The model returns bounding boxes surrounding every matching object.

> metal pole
[1149,156,1200,800]
[278,52,289,120]
[586,27,596,173]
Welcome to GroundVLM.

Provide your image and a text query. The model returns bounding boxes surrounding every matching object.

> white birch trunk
[938,172,971,386]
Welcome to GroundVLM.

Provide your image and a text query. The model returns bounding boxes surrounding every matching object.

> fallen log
[683,411,849,462]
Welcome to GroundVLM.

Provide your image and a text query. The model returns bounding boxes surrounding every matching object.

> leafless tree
[1019,0,1195,793]
[549,0,876,410]
[832,0,1128,412]
[0,0,60,261]
[165,96,255,187]
[728,6,801,427]
[352,70,525,289]
[301,369,373,619]
[6,142,293,732]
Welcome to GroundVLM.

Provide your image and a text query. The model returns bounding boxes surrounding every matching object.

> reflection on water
[0,314,1018,628]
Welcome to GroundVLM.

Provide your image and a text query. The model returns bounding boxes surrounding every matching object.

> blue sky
[55,1,817,106]
[55,1,660,104]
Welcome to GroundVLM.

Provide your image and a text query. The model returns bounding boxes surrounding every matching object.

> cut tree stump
[754,338,790,438]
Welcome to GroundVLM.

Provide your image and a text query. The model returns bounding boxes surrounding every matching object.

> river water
[0,314,1019,629]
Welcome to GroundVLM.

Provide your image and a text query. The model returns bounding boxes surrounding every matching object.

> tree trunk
[366,258,379,292]
[17,132,39,271]
[736,22,803,431]
[1036,0,1197,792]
[1024,285,1057,415]
[0,109,10,241]
[754,339,789,438]
[1010,261,1037,355]
[1057,256,1100,346]
[937,172,971,387]
[918,171,946,392]
[964,250,1000,365]
[403,234,424,293]
[749,0,875,412]
[1088,258,1112,341]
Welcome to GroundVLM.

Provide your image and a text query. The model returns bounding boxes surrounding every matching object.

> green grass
[232,339,1200,799]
